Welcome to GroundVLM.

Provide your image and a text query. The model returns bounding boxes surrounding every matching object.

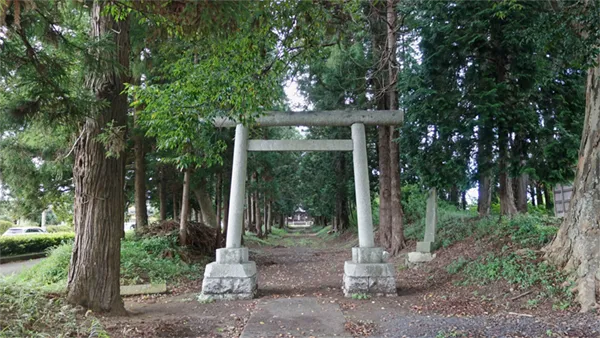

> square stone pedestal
[342,247,397,297]
[199,247,257,301]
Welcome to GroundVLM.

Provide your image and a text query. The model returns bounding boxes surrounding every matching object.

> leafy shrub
[1,233,75,256]
[461,250,573,300]
[10,243,72,290]
[120,235,203,285]
[0,280,106,338]
[0,220,14,236]
[446,256,468,274]
[6,234,204,289]
[401,184,428,224]
[45,225,74,233]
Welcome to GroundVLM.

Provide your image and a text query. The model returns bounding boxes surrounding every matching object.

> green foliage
[120,235,204,285]
[0,233,75,256]
[0,280,107,338]
[0,220,14,235]
[446,256,469,275]
[460,251,573,304]
[403,188,559,251]
[5,234,204,290]
[45,225,75,233]
[351,293,370,300]
[13,243,73,290]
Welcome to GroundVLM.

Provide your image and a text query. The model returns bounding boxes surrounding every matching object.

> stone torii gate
[199,110,403,300]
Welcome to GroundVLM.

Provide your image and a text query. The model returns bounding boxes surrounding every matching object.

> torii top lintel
[213,110,403,128]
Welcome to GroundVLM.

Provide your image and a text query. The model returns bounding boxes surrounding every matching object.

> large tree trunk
[390,127,405,255]
[543,183,554,212]
[378,127,392,247]
[387,0,404,255]
[133,108,148,229]
[180,169,191,245]
[67,1,129,313]
[194,178,218,228]
[498,130,517,216]
[477,116,494,217]
[536,181,544,208]
[515,172,528,213]
[215,171,223,248]
[254,190,262,237]
[544,56,600,312]
[334,153,349,232]
[159,166,167,221]
[369,0,392,248]
[478,175,492,217]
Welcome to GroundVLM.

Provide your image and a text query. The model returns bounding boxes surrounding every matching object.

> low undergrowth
[448,249,574,309]
[0,232,206,336]
[405,209,559,252]
[402,188,569,309]
[0,281,108,338]
[5,232,205,290]
[120,233,205,285]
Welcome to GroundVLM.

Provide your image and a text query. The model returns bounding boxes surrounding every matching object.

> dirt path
[102,234,600,338]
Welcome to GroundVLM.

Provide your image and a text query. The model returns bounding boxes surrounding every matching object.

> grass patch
[120,235,205,285]
[0,280,108,338]
[457,249,574,308]
[404,210,559,252]
[5,233,205,290]
[9,243,73,292]
[0,232,206,336]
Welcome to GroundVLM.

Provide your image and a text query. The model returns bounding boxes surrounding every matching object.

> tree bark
[254,190,262,237]
[215,172,223,248]
[334,152,349,232]
[133,107,148,229]
[498,129,517,216]
[159,166,167,221]
[266,199,272,234]
[477,117,494,217]
[194,178,218,228]
[387,0,404,255]
[543,183,554,212]
[67,1,129,313]
[478,175,492,217]
[180,168,191,245]
[545,54,600,312]
[515,172,529,213]
[378,128,392,247]
[536,181,544,208]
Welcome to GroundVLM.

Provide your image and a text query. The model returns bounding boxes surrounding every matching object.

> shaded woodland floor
[101,231,600,338]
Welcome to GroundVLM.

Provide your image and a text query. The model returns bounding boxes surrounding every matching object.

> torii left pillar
[199,124,258,300]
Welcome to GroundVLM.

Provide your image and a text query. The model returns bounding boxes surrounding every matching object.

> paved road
[0,258,43,276]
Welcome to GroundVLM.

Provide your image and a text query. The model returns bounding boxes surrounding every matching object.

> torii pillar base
[198,248,258,301]
[342,247,397,297]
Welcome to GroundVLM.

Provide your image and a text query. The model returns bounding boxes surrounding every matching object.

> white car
[2,227,48,237]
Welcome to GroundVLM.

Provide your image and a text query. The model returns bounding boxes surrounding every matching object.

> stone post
[416,188,437,253]
[41,209,47,230]
[351,123,375,248]
[342,123,397,297]
[199,124,257,301]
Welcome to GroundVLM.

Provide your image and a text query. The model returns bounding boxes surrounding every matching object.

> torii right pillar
[343,123,397,297]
